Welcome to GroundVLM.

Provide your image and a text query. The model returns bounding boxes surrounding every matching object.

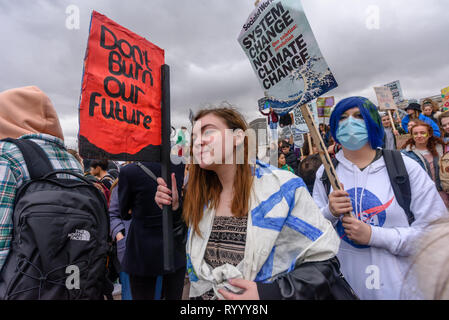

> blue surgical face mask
[336,116,369,151]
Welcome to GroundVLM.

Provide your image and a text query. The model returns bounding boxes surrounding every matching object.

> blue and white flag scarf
[186,161,340,299]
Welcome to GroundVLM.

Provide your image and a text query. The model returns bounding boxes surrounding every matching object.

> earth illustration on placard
[336,188,394,249]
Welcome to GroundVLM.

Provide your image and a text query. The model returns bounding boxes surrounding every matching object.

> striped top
[204,215,248,269]
[200,215,247,300]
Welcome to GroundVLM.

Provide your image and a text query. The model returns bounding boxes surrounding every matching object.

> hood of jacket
[0,86,64,140]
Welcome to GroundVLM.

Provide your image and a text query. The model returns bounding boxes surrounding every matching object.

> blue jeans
[119,272,133,300]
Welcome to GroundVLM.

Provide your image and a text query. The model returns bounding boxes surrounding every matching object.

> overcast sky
[1,0,448,148]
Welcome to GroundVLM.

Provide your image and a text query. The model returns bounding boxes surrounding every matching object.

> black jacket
[284,151,299,173]
[118,162,186,276]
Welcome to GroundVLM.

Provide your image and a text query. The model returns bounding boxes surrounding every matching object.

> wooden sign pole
[299,104,351,217]
[395,110,402,122]
[387,110,396,130]
[307,133,313,155]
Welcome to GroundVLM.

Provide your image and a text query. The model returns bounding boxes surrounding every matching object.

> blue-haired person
[312,97,448,300]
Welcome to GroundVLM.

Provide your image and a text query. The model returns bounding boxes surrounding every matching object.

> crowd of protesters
[0,86,449,300]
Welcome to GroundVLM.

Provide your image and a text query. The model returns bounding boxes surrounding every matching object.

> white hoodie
[313,150,448,300]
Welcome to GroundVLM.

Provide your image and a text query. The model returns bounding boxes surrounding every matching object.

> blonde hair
[401,218,449,299]
[422,98,439,113]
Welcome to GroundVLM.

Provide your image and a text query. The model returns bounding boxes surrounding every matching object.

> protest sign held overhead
[78,11,164,161]
[281,125,292,138]
[442,86,449,110]
[384,80,404,105]
[317,96,334,118]
[317,97,325,117]
[293,127,305,149]
[292,101,318,133]
[238,0,338,112]
[374,86,397,110]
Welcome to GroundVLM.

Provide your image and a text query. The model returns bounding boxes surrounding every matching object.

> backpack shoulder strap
[101,174,114,182]
[136,162,158,182]
[1,138,54,180]
[382,149,415,225]
[320,157,339,196]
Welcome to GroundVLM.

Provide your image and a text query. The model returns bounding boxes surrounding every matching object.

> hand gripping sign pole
[387,110,396,131]
[161,64,175,272]
[299,104,351,217]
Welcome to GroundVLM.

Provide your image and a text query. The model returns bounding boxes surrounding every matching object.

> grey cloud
[1,0,447,144]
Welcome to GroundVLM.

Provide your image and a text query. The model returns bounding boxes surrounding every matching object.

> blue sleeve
[420,115,441,137]
[431,119,441,137]
[109,186,125,239]
[118,167,132,220]
[401,116,409,132]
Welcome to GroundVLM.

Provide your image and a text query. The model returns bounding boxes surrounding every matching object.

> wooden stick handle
[299,104,351,217]
[387,110,396,130]
[395,110,402,122]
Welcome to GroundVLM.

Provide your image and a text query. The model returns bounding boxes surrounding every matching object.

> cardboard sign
[317,96,334,117]
[374,86,397,111]
[238,0,338,106]
[384,80,403,105]
[442,87,449,111]
[323,106,332,118]
[293,127,305,148]
[281,125,292,138]
[293,104,308,133]
[292,102,318,133]
[78,11,164,161]
[317,97,326,117]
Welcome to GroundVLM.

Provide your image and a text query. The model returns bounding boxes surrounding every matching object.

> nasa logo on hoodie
[337,188,393,249]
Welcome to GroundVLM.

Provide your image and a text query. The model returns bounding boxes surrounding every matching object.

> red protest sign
[78,11,164,161]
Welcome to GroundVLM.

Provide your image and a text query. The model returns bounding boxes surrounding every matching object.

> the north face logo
[68,229,90,241]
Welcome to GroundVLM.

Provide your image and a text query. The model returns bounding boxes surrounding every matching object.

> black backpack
[0,139,114,300]
[321,149,414,225]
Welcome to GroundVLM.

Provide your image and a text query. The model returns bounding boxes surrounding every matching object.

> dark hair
[277,152,286,168]
[90,159,109,171]
[302,134,314,155]
[299,154,322,192]
[280,141,290,149]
